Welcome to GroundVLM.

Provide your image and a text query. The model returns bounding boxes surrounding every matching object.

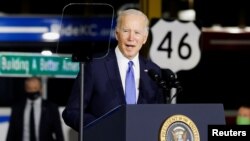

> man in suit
[62,8,164,131]
[7,77,64,141]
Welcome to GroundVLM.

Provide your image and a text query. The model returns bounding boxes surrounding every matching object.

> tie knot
[128,61,133,67]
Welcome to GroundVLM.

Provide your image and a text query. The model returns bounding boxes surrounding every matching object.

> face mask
[236,116,250,125]
[26,91,41,100]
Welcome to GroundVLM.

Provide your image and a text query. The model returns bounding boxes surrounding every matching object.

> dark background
[0,0,249,110]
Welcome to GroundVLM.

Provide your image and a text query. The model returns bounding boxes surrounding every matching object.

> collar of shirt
[27,97,42,106]
[115,46,139,69]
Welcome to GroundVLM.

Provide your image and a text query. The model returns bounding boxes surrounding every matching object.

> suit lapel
[138,56,148,104]
[105,49,125,103]
[39,100,46,140]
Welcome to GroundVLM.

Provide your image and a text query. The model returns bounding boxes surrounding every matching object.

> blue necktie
[125,61,136,104]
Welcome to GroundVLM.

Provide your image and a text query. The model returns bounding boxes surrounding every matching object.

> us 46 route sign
[149,19,201,73]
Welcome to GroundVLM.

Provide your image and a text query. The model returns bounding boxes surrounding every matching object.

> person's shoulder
[84,48,116,68]
[10,98,26,108]
[140,56,161,69]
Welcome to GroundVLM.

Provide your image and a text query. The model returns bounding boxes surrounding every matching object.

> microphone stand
[164,89,171,104]
[167,80,183,104]
[158,81,171,104]
[146,69,182,104]
[155,75,183,104]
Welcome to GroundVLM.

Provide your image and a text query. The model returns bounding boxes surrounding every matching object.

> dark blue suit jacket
[62,48,164,131]
[7,98,64,141]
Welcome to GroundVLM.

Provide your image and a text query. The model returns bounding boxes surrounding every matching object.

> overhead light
[42,32,60,41]
[178,9,196,21]
[41,50,52,56]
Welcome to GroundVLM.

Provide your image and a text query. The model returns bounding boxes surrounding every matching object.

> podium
[83,104,225,141]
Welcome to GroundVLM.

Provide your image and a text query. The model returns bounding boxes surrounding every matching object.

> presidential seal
[159,114,200,141]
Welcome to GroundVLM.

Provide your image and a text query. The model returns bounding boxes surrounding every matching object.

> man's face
[115,14,148,60]
[25,78,41,93]
[238,106,250,118]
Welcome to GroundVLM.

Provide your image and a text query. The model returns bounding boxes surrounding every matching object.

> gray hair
[116,9,149,34]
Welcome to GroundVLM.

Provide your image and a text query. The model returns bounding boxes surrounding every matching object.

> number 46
[157,31,192,60]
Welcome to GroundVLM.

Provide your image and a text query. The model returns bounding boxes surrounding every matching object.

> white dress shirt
[23,97,42,141]
[115,46,140,103]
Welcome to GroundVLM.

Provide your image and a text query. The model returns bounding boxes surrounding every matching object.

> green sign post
[0,52,79,78]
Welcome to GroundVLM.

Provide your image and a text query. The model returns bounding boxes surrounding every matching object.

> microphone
[146,69,169,91]
[161,69,182,89]
[161,69,183,104]
[161,69,175,82]
[145,69,170,103]
[146,68,183,104]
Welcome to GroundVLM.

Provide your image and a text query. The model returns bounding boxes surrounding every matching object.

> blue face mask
[26,91,40,100]
[236,116,250,125]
